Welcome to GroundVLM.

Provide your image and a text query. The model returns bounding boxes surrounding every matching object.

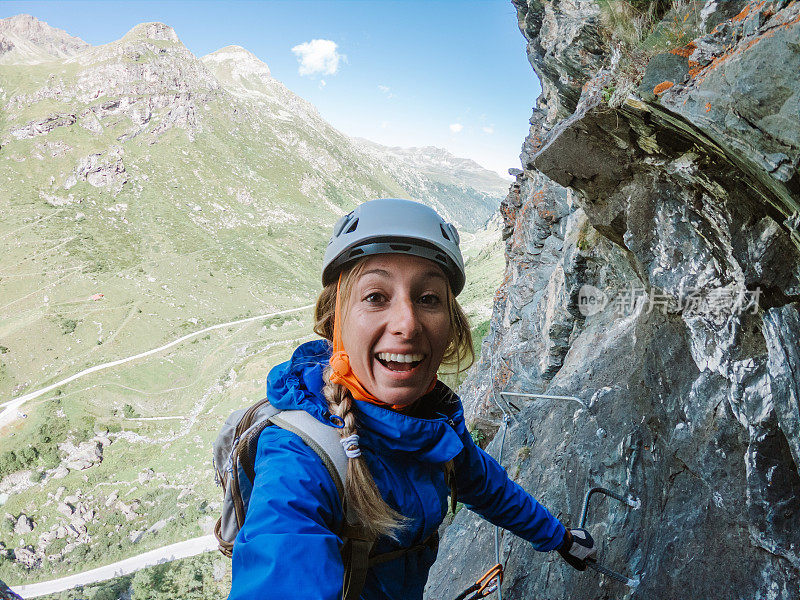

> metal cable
[587,561,639,588]
[485,346,510,599]
[579,487,640,529]
[578,486,641,588]
[500,391,586,408]
[492,415,511,600]
[485,341,640,591]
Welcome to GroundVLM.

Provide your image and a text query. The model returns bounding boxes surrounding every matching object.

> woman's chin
[379,390,423,407]
[375,383,430,406]
[371,360,432,406]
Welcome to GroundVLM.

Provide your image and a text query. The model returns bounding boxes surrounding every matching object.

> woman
[229,199,595,599]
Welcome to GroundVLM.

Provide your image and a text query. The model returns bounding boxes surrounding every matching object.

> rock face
[427,2,800,599]
[0,14,88,63]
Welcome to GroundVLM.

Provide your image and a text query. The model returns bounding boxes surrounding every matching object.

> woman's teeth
[376,352,424,363]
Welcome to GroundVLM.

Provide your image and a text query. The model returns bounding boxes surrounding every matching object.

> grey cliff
[427,1,800,599]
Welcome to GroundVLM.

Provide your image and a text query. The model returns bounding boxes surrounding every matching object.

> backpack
[213,397,453,600]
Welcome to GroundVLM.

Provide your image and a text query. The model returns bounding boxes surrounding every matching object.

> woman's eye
[364,292,386,303]
[419,294,442,306]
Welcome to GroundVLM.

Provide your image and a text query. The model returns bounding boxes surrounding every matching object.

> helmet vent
[348,248,364,257]
[440,224,451,241]
[389,243,412,252]
[345,218,359,234]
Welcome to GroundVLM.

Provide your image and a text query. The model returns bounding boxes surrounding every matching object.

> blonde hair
[313,257,474,538]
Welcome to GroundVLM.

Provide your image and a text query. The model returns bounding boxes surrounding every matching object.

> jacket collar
[267,339,464,464]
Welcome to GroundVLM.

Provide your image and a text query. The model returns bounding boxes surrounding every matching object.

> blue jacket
[229,340,565,599]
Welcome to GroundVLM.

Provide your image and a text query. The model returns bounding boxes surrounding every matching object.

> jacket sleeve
[452,423,565,552]
[229,426,345,600]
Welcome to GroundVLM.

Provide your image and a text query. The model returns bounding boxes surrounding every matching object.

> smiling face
[340,254,453,407]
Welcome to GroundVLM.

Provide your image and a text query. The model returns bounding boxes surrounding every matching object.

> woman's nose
[389,298,420,337]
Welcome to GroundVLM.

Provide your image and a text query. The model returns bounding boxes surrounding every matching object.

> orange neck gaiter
[328,275,436,411]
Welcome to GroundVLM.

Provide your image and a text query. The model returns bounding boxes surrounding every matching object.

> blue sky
[1,0,542,178]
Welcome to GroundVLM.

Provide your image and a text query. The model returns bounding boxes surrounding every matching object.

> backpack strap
[249,403,374,597]
[238,399,282,483]
[266,409,375,600]
[340,521,377,600]
[268,409,348,502]
[367,530,439,566]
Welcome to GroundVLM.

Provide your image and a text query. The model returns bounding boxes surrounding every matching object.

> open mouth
[376,352,425,372]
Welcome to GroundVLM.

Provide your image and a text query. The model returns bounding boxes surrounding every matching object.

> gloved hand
[557,527,597,571]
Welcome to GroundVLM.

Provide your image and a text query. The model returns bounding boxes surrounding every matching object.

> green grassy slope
[0,20,505,586]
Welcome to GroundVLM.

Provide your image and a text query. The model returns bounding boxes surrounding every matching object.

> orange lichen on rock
[511,202,532,248]
[496,361,513,389]
[731,1,766,21]
[500,202,517,225]
[732,4,752,22]
[705,102,712,112]
[494,271,512,302]
[653,81,675,95]
[689,5,800,87]
[777,13,800,29]
[670,41,697,58]
[528,133,543,153]
[691,19,786,84]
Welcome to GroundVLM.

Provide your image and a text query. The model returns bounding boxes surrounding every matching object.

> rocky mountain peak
[70,19,220,110]
[121,22,180,43]
[354,138,511,208]
[201,45,272,92]
[0,14,89,63]
[203,46,271,75]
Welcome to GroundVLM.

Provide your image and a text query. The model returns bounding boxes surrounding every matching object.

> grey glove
[557,527,597,571]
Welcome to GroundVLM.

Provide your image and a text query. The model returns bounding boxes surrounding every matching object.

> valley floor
[13,535,217,599]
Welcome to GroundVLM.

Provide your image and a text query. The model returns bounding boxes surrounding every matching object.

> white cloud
[319,79,327,88]
[482,126,494,134]
[378,85,390,93]
[381,121,390,129]
[449,123,464,133]
[291,39,344,76]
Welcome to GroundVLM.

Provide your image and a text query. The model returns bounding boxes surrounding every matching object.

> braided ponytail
[321,366,408,539]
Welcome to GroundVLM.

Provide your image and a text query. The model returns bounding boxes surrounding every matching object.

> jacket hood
[267,339,464,464]
[267,339,331,423]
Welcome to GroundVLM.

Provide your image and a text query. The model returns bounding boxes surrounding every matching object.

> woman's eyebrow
[424,270,447,282]
[360,268,447,282]
[361,268,391,279]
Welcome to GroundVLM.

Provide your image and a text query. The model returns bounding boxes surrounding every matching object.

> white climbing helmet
[322,198,466,295]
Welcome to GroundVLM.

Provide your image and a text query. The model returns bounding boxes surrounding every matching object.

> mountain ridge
[0,13,506,589]
[1,14,508,201]
[0,14,89,64]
